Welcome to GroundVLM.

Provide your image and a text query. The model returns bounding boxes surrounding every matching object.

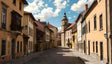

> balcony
[10,10,22,32]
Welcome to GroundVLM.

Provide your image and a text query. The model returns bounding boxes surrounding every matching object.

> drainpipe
[105,0,109,64]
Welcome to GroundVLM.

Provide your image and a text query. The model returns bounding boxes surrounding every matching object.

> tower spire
[64,12,66,16]
[62,12,68,21]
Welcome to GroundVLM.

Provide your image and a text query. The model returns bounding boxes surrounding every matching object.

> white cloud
[71,0,94,12]
[38,1,44,7]
[45,4,48,7]
[53,0,67,17]
[68,17,72,19]
[34,7,54,20]
[67,0,69,2]
[34,7,62,21]
[24,0,44,13]
[49,0,51,2]
[73,16,76,18]
[54,0,67,9]
[25,0,68,21]
[54,9,61,16]
[58,27,61,32]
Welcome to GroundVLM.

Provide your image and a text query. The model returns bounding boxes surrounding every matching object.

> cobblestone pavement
[24,47,85,64]
[70,49,106,64]
[4,47,105,64]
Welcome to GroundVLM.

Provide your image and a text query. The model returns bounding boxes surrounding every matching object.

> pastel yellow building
[84,0,107,63]
[72,23,77,50]
[0,0,28,62]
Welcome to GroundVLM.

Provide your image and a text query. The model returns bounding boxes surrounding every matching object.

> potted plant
[67,42,72,48]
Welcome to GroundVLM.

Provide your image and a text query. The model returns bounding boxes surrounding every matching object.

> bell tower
[61,12,68,32]
[61,12,68,47]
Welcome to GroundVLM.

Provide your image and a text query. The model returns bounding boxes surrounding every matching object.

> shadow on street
[24,47,86,64]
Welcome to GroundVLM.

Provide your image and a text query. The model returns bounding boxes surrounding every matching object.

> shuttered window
[1,39,6,56]
[1,6,7,29]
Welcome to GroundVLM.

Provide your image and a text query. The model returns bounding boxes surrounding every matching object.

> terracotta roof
[34,21,44,32]
[46,23,58,30]
[40,22,47,26]
[66,22,75,30]
[24,11,36,21]
[24,11,31,14]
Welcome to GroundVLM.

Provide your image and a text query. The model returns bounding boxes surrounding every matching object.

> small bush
[67,42,72,48]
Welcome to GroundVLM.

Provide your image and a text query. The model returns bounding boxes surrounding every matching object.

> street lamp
[104,32,107,38]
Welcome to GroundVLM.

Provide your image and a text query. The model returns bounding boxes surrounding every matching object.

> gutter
[105,0,109,64]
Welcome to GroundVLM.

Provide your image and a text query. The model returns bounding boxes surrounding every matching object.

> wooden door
[88,41,90,55]
[100,42,103,60]
[84,41,86,53]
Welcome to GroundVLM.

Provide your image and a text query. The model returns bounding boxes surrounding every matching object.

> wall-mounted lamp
[104,32,107,38]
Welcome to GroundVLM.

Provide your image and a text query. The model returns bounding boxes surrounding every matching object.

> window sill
[1,55,6,58]
[13,3,16,6]
[0,28,8,31]
[99,28,103,31]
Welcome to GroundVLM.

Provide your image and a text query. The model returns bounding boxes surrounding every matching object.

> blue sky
[24,0,94,31]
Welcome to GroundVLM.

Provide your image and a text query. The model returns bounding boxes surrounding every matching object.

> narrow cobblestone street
[24,47,85,64]
[4,47,105,64]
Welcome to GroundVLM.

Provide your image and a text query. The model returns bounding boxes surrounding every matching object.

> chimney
[48,22,49,27]
[38,19,40,22]
[48,22,49,25]
[85,4,88,11]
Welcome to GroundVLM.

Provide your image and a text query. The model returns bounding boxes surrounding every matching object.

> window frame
[94,15,97,30]
[93,42,95,52]
[1,39,6,56]
[13,0,16,5]
[72,36,75,42]
[19,2,22,11]
[96,41,98,53]
[1,4,7,29]
[88,21,90,32]
[99,14,103,30]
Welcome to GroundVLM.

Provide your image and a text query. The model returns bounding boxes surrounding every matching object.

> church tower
[61,12,68,47]
[61,12,68,32]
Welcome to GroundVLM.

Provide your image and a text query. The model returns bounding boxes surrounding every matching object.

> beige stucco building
[65,29,72,47]
[0,0,28,62]
[76,13,84,52]
[47,23,58,47]
[65,22,76,48]
[23,11,36,54]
